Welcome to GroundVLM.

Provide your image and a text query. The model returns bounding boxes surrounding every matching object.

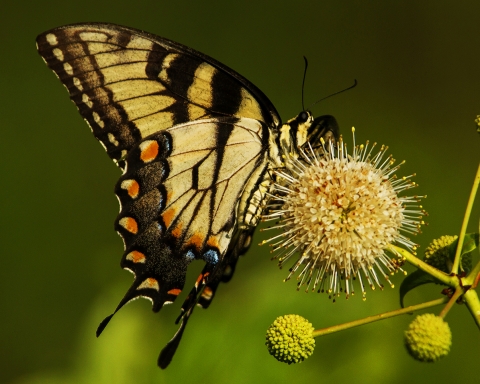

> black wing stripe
[211,68,242,116]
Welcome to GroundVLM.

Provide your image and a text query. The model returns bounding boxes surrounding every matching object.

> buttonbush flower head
[262,128,425,299]
[404,313,452,362]
[265,314,315,364]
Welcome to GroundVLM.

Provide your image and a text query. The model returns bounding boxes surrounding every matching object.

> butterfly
[36,23,339,368]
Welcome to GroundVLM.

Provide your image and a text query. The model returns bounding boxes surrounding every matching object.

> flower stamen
[261,127,425,299]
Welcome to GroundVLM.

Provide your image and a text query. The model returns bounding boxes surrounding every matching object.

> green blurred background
[2,1,479,383]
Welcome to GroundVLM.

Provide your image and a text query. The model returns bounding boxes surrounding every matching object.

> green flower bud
[404,313,452,362]
[424,235,471,273]
[424,235,456,272]
[265,314,315,364]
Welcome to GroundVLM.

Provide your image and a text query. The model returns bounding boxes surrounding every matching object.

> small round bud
[424,235,457,272]
[404,313,452,362]
[424,235,471,273]
[265,314,315,364]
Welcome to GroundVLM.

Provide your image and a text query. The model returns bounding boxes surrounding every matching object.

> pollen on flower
[261,128,425,300]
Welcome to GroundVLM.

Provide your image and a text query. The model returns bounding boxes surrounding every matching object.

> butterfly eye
[298,111,309,123]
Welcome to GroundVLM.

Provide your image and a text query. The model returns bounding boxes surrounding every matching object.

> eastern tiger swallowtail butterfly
[36,23,339,368]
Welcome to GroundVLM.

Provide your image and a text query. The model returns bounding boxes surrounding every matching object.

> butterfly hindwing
[100,116,269,322]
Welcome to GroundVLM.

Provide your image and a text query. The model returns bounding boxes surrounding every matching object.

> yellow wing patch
[156,117,267,256]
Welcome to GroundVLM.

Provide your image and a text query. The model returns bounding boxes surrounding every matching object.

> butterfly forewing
[36,23,280,169]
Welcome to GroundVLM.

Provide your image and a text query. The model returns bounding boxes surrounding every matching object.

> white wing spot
[82,93,93,108]
[137,278,160,291]
[52,48,64,62]
[108,133,119,146]
[92,111,105,128]
[63,62,73,75]
[73,77,83,91]
[46,33,58,46]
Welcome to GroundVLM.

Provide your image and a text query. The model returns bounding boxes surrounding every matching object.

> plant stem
[438,285,463,319]
[452,162,480,274]
[463,288,480,329]
[312,297,448,337]
[387,244,455,286]
[464,260,480,287]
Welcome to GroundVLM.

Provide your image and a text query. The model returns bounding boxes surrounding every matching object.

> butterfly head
[306,114,339,148]
[280,111,339,158]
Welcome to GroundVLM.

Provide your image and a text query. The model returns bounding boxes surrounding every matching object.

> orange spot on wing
[147,278,157,287]
[139,140,159,163]
[171,224,182,239]
[167,288,182,296]
[119,217,138,234]
[128,250,145,263]
[186,232,204,250]
[195,274,204,285]
[201,286,213,300]
[206,235,220,249]
[122,179,140,198]
[162,208,176,228]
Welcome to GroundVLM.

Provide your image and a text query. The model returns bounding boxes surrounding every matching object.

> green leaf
[399,269,443,308]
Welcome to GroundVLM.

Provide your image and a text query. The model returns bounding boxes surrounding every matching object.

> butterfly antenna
[307,79,357,110]
[302,56,308,111]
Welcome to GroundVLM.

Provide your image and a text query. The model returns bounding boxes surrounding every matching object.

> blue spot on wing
[203,249,219,265]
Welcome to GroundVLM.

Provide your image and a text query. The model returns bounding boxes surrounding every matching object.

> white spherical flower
[261,129,425,299]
